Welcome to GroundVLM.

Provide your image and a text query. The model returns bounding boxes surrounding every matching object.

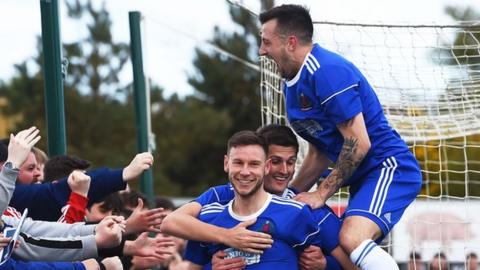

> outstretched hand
[212,250,245,270]
[294,191,325,209]
[223,218,273,254]
[122,152,154,182]
[125,198,169,235]
[124,232,175,260]
[6,126,41,169]
[95,216,125,249]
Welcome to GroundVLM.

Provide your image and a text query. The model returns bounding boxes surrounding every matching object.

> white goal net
[260,21,480,267]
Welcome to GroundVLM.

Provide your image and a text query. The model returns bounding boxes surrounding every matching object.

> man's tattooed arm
[320,137,366,197]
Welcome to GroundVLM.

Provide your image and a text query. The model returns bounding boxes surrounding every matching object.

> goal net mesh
[260,21,480,266]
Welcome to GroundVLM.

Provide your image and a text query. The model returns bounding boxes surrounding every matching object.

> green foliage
[64,0,130,96]
[436,6,480,70]
[177,0,274,193]
[0,0,276,196]
[188,0,274,134]
[0,0,135,170]
[151,92,232,195]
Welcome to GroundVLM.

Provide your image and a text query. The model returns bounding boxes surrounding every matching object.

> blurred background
[0,0,478,198]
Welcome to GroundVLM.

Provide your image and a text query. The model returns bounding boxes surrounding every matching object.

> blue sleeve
[10,179,70,221]
[86,168,125,206]
[184,240,210,266]
[195,185,233,207]
[1,259,85,270]
[315,65,362,124]
[10,168,125,221]
[325,255,342,270]
[315,207,341,254]
[287,206,322,251]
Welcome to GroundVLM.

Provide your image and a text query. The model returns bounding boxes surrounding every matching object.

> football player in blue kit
[258,5,422,270]
[183,130,353,270]
[186,125,356,270]
[162,125,356,269]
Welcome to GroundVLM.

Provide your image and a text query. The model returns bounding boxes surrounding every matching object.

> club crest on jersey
[261,220,275,235]
[298,92,313,111]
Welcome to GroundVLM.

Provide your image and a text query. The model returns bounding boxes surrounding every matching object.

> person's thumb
[238,218,257,228]
[135,198,144,212]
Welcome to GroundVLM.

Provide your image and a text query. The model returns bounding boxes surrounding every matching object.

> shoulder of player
[206,183,233,192]
[282,187,297,199]
[199,201,229,217]
[206,183,234,199]
[270,195,305,211]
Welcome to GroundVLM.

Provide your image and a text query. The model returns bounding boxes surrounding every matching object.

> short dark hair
[227,130,268,156]
[433,252,447,260]
[410,251,422,260]
[467,252,478,260]
[155,196,175,211]
[43,155,91,182]
[119,190,149,210]
[97,192,125,216]
[259,4,313,44]
[257,124,299,154]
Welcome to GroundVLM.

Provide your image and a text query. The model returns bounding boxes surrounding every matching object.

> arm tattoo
[322,137,365,193]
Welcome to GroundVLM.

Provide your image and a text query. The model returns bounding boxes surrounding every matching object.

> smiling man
[183,130,338,270]
[162,127,356,270]
[189,125,356,270]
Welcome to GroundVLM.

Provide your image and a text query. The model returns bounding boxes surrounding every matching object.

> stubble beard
[232,176,264,199]
[279,53,296,80]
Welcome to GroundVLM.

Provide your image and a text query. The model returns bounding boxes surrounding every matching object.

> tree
[188,0,274,133]
[0,0,136,170]
[165,0,274,192]
[149,89,232,195]
[1,0,287,196]
[444,6,480,72]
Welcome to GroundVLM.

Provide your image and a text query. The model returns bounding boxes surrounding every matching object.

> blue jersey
[195,183,297,206]
[187,194,327,270]
[286,44,411,186]
[186,186,342,269]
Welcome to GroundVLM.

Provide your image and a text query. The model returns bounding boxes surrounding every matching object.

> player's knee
[339,229,360,254]
[339,224,373,254]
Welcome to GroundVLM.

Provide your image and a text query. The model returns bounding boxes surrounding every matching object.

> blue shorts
[344,151,422,241]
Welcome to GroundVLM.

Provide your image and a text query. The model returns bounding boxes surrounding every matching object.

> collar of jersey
[285,44,317,87]
[228,193,272,221]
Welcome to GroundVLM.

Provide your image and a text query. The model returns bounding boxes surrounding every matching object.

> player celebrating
[258,5,422,270]
[185,130,347,270]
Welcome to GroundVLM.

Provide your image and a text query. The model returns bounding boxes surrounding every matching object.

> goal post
[260,21,480,266]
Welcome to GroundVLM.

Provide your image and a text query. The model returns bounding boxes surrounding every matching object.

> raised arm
[58,170,91,223]
[161,202,273,254]
[87,152,154,205]
[0,127,40,213]
[10,152,153,222]
[289,142,332,193]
